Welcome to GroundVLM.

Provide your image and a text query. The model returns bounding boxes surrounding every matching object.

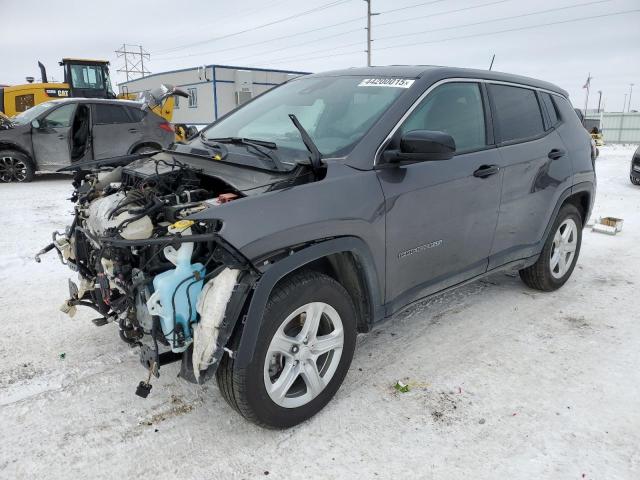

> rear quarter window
[489,84,544,143]
[540,92,559,128]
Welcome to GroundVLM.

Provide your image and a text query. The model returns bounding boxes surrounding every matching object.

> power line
[373,8,640,52]
[376,0,611,42]
[153,0,510,65]
[215,27,364,64]
[154,16,364,60]
[378,0,446,15]
[153,0,353,55]
[254,8,639,66]
[376,0,511,29]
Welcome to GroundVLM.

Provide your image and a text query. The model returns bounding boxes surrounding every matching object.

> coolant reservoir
[146,220,206,352]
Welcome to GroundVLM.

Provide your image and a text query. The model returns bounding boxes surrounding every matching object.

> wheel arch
[234,236,385,369]
[0,142,33,161]
[128,141,162,154]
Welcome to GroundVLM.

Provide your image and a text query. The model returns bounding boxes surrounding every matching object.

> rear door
[377,81,502,311]
[91,103,143,158]
[487,84,573,268]
[31,103,77,169]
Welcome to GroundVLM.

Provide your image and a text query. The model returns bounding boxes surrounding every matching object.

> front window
[400,82,487,152]
[202,76,412,158]
[70,65,105,90]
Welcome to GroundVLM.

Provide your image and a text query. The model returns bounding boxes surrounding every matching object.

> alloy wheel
[0,155,28,182]
[264,302,344,409]
[550,218,578,279]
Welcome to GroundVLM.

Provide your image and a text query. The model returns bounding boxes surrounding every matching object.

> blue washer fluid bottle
[146,220,206,352]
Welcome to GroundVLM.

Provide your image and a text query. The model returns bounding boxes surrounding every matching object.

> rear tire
[0,150,35,183]
[519,203,582,291]
[216,270,357,428]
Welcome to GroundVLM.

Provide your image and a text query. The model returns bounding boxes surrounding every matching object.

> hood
[123,151,306,195]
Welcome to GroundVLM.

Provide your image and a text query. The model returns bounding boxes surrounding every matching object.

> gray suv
[43,66,596,428]
[0,98,174,182]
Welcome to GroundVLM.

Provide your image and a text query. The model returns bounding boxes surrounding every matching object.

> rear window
[489,84,544,143]
[94,104,132,124]
[540,92,559,128]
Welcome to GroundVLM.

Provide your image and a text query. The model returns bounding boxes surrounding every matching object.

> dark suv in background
[0,98,174,182]
[46,66,595,428]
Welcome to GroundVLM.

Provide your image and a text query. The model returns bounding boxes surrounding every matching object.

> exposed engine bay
[37,151,313,395]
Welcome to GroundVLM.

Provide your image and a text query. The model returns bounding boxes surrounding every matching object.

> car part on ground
[38,66,596,428]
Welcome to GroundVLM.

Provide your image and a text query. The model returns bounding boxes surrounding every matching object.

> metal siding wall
[585,113,640,144]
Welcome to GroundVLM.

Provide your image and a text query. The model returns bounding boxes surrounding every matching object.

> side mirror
[382,130,456,165]
[31,119,40,129]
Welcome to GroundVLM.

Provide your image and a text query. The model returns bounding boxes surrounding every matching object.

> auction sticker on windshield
[358,78,415,88]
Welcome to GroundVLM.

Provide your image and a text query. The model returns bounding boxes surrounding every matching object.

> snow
[1,146,639,479]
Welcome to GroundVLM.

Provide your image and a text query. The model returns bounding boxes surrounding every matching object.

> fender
[537,181,594,250]
[234,236,385,368]
[0,141,31,158]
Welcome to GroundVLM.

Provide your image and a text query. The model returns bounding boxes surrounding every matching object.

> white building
[118,64,309,127]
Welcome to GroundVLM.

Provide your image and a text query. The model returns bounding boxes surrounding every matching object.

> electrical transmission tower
[115,44,151,81]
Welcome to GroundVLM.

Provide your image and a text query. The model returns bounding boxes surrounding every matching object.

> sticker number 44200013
[358,78,415,88]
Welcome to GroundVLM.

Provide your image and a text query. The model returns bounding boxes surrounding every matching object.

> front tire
[631,174,640,186]
[519,203,582,291]
[216,271,357,428]
[0,150,35,183]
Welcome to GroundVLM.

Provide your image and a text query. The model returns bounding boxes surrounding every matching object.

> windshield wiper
[207,137,285,171]
[288,114,322,178]
[211,137,277,149]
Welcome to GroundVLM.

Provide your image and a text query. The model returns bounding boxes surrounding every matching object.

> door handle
[473,164,500,178]
[57,134,65,140]
[128,128,139,133]
[548,148,566,160]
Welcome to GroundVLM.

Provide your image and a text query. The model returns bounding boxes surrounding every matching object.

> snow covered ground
[1,145,638,480]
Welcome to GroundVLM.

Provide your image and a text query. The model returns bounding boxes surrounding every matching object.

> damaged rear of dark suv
[41,66,595,428]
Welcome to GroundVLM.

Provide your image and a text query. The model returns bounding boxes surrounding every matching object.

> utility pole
[628,83,634,112]
[364,0,379,67]
[597,90,602,113]
[623,93,628,113]
[582,73,591,120]
[115,44,151,82]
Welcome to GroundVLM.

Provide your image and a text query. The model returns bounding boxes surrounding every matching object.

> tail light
[159,122,174,133]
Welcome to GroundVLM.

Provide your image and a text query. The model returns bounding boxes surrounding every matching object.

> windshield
[12,102,55,124]
[202,76,412,158]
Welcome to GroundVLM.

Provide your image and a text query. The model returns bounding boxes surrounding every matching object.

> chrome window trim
[373,77,568,166]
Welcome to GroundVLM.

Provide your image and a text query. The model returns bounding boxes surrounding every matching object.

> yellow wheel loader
[0,59,115,117]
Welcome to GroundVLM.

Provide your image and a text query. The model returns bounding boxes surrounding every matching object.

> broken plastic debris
[394,381,410,393]
[59,352,66,360]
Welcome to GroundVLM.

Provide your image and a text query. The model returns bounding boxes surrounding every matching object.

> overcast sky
[2,0,638,111]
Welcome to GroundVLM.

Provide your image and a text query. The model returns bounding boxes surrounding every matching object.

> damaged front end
[38,153,260,394]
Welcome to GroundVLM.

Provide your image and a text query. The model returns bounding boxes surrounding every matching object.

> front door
[31,103,77,169]
[377,81,502,312]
